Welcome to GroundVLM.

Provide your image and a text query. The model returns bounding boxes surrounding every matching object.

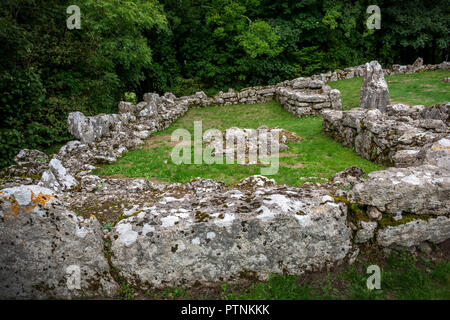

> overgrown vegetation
[1,0,448,167]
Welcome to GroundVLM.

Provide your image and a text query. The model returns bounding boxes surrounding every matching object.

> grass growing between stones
[94,101,382,186]
[329,70,450,110]
[135,247,450,300]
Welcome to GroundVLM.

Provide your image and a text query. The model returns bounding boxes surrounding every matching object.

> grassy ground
[95,70,448,186]
[117,245,450,300]
[94,102,382,186]
[329,69,450,110]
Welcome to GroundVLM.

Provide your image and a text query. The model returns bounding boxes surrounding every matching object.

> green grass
[94,101,382,186]
[134,250,450,300]
[329,70,450,110]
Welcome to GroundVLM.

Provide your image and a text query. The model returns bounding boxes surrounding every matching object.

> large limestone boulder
[0,185,117,298]
[360,61,390,111]
[67,111,119,144]
[351,165,450,216]
[39,158,79,193]
[108,176,352,289]
[377,216,450,247]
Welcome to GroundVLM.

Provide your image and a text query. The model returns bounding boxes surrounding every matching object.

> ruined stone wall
[323,103,449,167]
[322,103,449,253]
[311,58,450,83]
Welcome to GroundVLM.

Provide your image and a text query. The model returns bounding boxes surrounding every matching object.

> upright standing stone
[360,61,390,112]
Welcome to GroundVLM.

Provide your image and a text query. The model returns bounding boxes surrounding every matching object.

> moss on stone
[378,213,431,228]
[331,194,369,224]
[195,210,210,222]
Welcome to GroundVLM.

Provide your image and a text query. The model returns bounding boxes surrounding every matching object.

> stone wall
[323,103,449,167]
[174,77,341,116]
[322,101,449,253]
[311,57,450,83]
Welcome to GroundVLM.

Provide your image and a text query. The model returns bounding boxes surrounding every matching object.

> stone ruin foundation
[204,126,301,164]
[0,58,449,298]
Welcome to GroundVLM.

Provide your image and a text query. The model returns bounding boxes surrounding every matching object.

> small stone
[348,222,358,231]
[348,248,360,265]
[367,206,382,221]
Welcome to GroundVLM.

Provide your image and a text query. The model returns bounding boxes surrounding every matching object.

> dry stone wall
[322,60,449,251]
[176,78,341,116]
[323,103,450,167]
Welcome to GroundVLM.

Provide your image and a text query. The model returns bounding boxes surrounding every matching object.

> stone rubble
[204,126,301,163]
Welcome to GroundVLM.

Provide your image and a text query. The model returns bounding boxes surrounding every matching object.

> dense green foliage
[1,0,449,167]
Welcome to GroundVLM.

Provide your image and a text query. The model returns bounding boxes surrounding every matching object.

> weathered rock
[14,149,49,166]
[67,112,117,144]
[104,176,351,289]
[355,221,377,243]
[377,216,450,247]
[39,159,78,193]
[351,165,450,216]
[118,101,137,114]
[0,185,117,298]
[0,149,50,186]
[411,57,424,72]
[423,137,450,170]
[331,166,366,190]
[205,126,301,163]
[367,206,382,221]
[360,61,390,111]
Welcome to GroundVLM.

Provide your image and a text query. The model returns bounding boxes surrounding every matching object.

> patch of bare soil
[280,161,306,169]
[144,135,184,149]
